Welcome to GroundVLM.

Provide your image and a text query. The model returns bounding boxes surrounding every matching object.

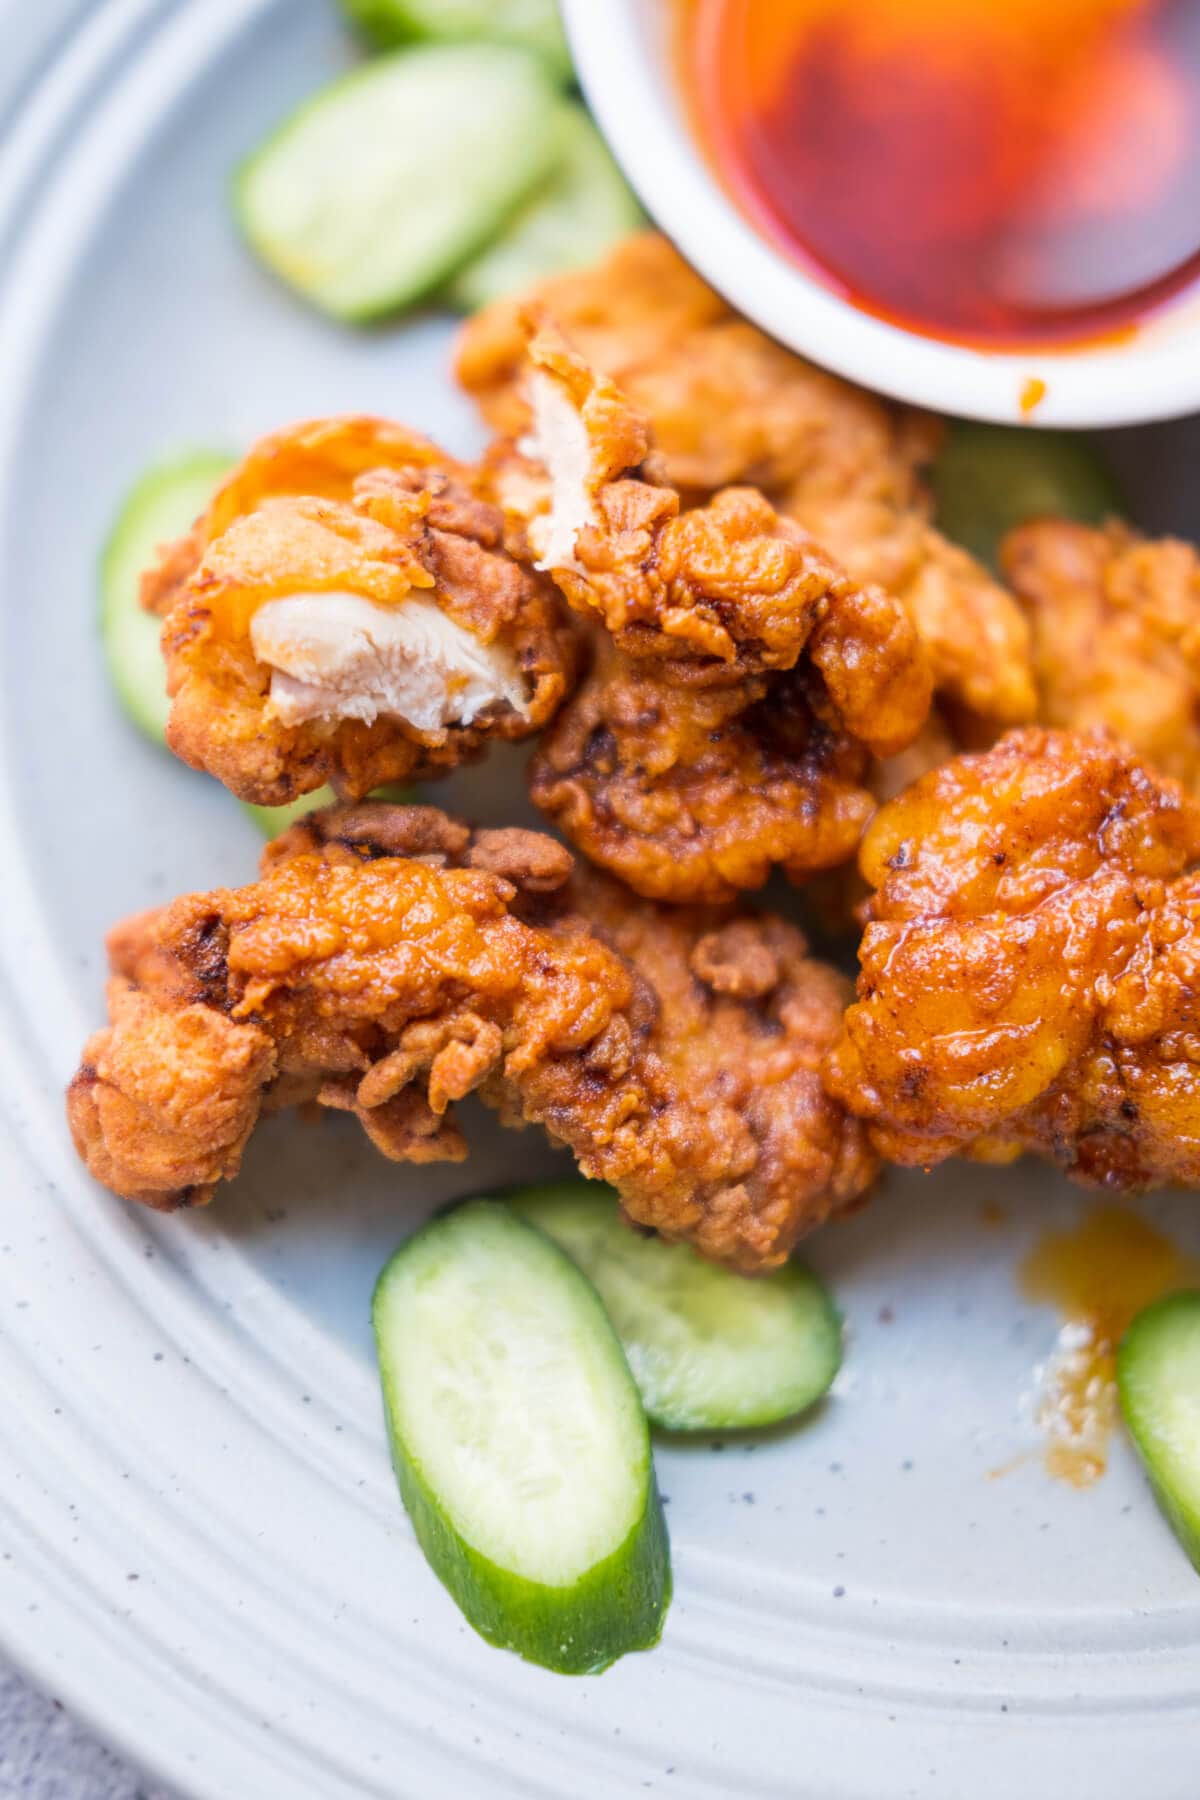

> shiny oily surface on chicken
[148,416,574,805]
[827,728,1200,1187]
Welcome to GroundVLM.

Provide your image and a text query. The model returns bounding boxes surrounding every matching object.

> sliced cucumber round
[241,787,340,837]
[373,1201,670,1673]
[340,0,572,81]
[447,104,642,313]
[101,451,233,745]
[236,45,565,323]
[508,1183,842,1432]
[930,421,1121,571]
[242,781,413,838]
[1118,1291,1200,1572]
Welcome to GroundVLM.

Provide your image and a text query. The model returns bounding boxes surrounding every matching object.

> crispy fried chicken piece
[824,728,1200,1189]
[143,418,575,806]
[457,231,1033,729]
[493,327,932,902]
[530,638,896,904]
[1003,520,1200,795]
[68,805,875,1270]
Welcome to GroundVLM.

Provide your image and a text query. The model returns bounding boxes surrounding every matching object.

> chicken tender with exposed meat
[494,328,932,901]
[459,232,932,508]
[824,729,1200,1189]
[68,804,875,1270]
[457,231,1033,729]
[144,417,575,806]
[1003,519,1200,795]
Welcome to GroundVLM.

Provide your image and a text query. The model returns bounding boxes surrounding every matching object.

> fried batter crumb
[67,804,876,1271]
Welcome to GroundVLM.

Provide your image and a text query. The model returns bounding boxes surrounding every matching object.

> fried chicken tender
[1003,519,1200,795]
[68,805,875,1270]
[825,728,1200,1190]
[493,327,932,901]
[457,231,1033,728]
[143,417,574,806]
[531,640,901,903]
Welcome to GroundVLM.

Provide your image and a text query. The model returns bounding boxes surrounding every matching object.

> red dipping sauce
[679,0,1200,348]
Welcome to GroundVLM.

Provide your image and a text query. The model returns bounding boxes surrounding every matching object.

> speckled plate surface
[3,4,1200,1796]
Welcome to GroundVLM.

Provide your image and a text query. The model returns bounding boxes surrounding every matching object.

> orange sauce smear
[677,0,1200,349]
[1019,1205,1200,1486]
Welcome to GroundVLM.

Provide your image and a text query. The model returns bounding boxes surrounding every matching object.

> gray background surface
[0,1665,168,1799]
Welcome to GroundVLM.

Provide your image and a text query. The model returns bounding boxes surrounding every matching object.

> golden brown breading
[457,232,934,502]
[457,231,1033,728]
[68,805,876,1270]
[494,328,931,901]
[530,636,895,903]
[1003,519,1200,795]
[145,418,575,806]
[824,729,1200,1190]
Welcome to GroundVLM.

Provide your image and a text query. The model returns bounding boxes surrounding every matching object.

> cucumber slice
[509,1183,842,1431]
[373,1201,670,1672]
[236,46,565,323]
[241,788,339,837]
[447,105,642,312]
[101,451,234,745]
[340,0,571,81]
[1118,1291,1200,1572]
[241,781,412,838]
[930,421,1121,571]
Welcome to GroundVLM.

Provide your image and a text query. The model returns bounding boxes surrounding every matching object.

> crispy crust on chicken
[824,729,1200,1189]
[144,418,575,806]
[1003,519,1200,796]
[457,231,1033,728]
[67,805,875,1270]
[492,327,932,902]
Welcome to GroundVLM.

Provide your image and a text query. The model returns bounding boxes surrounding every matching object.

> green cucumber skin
[339,0,420,44]
[1118,1292,1200,1573]
[385,1422,670,1674]
[101,451,233,746]
[504,1182,843,1433]
[339,0,572,81]
[241,783,411,839]
[930,421,1121,572]
[241,787,340,838]
[235,48,564,324]
[373,1204,671,1673]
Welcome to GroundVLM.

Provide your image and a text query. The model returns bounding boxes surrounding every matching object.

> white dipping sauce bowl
[561,0,1200,428]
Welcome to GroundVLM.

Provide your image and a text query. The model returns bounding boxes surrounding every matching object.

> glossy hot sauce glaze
[679,0,1200,348]
[1019,1205,1200,1486]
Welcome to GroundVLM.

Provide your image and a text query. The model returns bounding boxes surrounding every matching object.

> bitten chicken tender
[825,729,1200,1190]
[143,417,575,806]
[493,327,932,902]
[1003,519,1200,796]
[67,804,876,1271]
[457,231,1033,729]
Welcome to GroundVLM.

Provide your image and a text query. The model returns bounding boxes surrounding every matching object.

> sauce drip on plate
[1019,1205,1200,1486]
[679,0,1200,348]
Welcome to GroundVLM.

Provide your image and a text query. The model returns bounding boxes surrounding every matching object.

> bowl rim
[561,0,1200,430]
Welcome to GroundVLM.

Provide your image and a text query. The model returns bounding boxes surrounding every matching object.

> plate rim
[5,7,1200,1799]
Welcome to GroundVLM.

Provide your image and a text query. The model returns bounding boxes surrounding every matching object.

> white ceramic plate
[3,5,1200,1797]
